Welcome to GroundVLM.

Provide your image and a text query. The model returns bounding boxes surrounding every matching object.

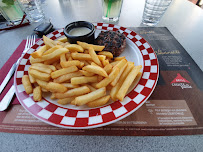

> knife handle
[0,85,15,111]
[0,63,16,95]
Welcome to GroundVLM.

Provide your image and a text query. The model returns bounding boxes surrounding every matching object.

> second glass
[142,0,172,26]
[102,0,123,22]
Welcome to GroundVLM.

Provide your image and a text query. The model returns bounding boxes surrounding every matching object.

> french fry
[47,82,68,93]
[43,56,60,65]
[85,84,96,91]
[31,49,68,64]
[110,62,134,101]
[81,60,89,66]
[113,59,127,69]
[43,35,56,48]
[57,36,68,43]
[53,71,83,83]
[102,59,109,67]
[36,79,48,89]
[75,87,106,106]
[51,66,78,79]
[41,48,69,61]
[50,93,56,99]
[22,75,33,94]
[61,60,81,68]
[104,64,112,74]
[77,41,105,51]
[98,51,113,58]
[70,99,76,105]
[111,63,127,86]
[30,56,44,64]
[33,86,42,101]
[106,57,113,63]
[98,55,106,61]
[43,45,63,55]
[114,56,126,61]
[71,76,98,85]
[82,65,108,77]
[29,69,51,81]
[55,86,90,99]
[71,52,92,60]
[64,44,84,52]
[60,53,66,63]
[87,95,110,107]
[95,67,119,88]
[28,69,36,83]
[79,61,85,69]
[110,60,120,67]
[116,65,142,101]
[133,72,142,83]
[61,83,79,89]
[88,47,102,67]
[55,41,66,47]
[80,70,95,77]
[91,82,98,88]
[57,97,75,105]
[91,62,100,67]
[41,88,48,92]
[30,48,68,64]
[64,42,71,46]
[32,63,56,71]
[31,45,47,58]
[65,53,71,60]
[30,65,52,74]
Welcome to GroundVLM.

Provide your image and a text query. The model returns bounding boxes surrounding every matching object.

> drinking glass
[102,0,123,22]
[142,0,172,26]
[17,0,45,22]
[0,0,24,25]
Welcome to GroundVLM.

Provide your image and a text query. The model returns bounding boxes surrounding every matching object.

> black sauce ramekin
[64,21,95,44]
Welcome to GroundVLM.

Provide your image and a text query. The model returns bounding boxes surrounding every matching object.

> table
[0,0,203,151]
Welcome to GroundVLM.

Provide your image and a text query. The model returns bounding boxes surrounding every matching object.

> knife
[0,63,17,95]
[0,85,15,111]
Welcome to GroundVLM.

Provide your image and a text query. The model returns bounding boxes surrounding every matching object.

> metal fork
[0,35,35,111]
[16,35,36,66]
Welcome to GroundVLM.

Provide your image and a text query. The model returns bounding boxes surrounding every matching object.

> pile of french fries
[22,35,142,107]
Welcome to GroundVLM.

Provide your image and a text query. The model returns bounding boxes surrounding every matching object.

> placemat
[0,27,202,136]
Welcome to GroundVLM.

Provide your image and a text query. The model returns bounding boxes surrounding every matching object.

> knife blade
[0,85,15,111]
[0,63,17,95]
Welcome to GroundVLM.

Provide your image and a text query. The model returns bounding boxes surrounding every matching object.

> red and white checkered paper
[14,23,159,129]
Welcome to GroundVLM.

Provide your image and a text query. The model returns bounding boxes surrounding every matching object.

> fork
[0,35,35,111]
[0,35,35,95]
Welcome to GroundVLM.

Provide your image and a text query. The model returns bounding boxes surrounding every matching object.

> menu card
[0,27,202,136]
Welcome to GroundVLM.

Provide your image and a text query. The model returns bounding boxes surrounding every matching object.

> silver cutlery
[0,35,35,111]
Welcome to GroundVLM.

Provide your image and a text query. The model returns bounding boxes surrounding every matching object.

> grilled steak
[95,31,126,57]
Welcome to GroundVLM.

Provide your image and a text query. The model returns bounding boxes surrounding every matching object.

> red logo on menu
[171,73,190,84]
[171,73,192,89]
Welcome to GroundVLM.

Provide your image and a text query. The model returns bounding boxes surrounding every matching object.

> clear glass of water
[17,0,45,22]
[0,0,24,25]
[102,0,124,22]
[142,0,172,26]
